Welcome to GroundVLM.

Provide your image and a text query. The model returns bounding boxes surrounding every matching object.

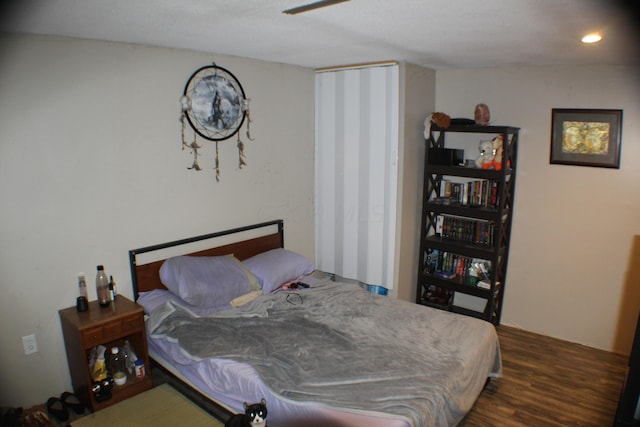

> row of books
[436,215,495,245]
[437,179,499,208]
[426,249,491,284]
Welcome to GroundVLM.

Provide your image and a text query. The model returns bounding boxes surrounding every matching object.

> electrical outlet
[22,334,38,355]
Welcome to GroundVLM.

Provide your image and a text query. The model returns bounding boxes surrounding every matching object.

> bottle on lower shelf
[108,346,127,386]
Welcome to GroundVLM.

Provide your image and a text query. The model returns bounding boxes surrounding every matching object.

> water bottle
[123,340,137,374]
[96,265,110,307]
[108,276,116,302]
[108,346,127,386]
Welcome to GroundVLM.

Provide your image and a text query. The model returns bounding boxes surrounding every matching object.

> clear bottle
[108,346,127,386]
[77,274,88,298]
[96,265,110,307]
[123,339,138,374]
[108,275,115,302]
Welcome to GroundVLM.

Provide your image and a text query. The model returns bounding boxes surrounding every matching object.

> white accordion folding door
[315,63,399,290]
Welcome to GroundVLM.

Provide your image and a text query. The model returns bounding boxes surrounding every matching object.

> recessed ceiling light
[581,33,602,44]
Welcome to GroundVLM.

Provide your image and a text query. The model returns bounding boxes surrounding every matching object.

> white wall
[0,34,315,407]
[395,63,435,302]
[436,65,640,353]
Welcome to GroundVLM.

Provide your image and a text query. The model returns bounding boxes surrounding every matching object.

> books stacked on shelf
[426,249,491,285]
[436,215,494,246]
[438,179,498,208]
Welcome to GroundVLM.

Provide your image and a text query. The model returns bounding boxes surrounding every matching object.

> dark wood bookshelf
[416,123,519,324]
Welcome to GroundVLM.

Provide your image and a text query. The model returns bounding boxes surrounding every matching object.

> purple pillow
[242,248,315,294]
[159,255,258,307]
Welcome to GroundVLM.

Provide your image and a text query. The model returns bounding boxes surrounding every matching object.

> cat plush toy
[225,399,268,427]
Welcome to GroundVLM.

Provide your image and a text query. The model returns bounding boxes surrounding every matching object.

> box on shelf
[452,292,486,312]
[428,148,464,166]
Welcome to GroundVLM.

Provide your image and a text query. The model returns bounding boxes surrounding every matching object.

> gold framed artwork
[550,108,623,168]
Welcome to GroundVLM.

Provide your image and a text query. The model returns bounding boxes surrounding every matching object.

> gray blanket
[148,280,501,427]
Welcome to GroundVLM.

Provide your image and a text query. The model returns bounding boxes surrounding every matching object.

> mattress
[147,339,408,427]
[140,280,501,427]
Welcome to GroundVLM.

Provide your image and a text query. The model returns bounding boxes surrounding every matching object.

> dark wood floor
[461,325,628,427]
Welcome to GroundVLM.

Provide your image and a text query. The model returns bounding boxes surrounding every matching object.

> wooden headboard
[128,220,284,300]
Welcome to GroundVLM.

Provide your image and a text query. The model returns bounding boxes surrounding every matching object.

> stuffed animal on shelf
[225,399,268,427]
[430,112,451,128]
[424,112,452,138]
[475,135,504,170]
[492,135,504,170]
[475,140,495,169]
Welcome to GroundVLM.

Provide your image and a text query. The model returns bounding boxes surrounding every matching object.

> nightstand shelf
[59,295,152,411]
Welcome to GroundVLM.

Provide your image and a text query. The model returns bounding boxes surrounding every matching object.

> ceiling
[1,0,638,70]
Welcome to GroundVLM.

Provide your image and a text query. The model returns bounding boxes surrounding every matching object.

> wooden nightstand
[59,295,153,411]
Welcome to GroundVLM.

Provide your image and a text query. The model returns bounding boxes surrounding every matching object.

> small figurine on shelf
[474,103,491,125]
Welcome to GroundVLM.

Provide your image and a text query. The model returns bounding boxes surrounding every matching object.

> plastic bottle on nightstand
[108,275,117,302]
[76,273,89,312]
[108,346,127,386]
[123,339,137,374]
[77,274,88,298]
[96,265,110,307]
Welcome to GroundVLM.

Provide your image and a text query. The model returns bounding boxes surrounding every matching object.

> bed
[129,219,501,427]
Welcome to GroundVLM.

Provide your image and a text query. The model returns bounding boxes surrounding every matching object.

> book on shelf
[434,271,457,279]
[437,179,498,208]
[436,214,495,246]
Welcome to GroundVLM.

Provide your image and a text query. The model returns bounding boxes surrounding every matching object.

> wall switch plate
[22,334,38,355]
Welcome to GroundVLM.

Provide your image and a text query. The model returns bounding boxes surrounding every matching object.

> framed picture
[550,108,623,168]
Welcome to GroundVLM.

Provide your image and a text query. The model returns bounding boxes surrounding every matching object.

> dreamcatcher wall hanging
[179,63,253,181]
